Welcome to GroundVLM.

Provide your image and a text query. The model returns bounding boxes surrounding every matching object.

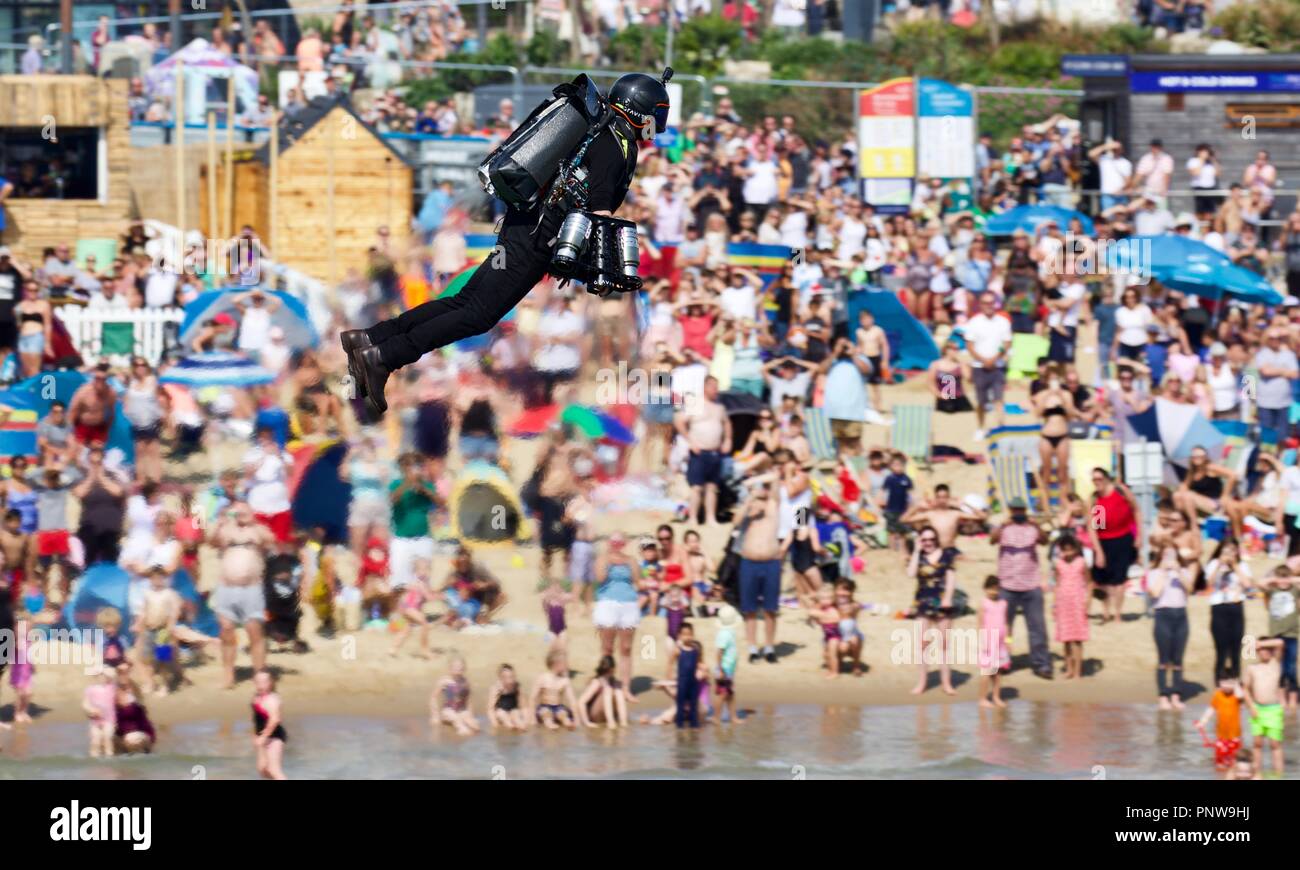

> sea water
[1,703,1294,780]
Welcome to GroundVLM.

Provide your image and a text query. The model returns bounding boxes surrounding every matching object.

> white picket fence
[57,305,186,367]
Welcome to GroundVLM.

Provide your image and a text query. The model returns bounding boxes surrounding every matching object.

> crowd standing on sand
[5,22,1300,779]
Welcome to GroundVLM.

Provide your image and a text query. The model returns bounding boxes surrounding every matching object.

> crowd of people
[5,14,1300,778]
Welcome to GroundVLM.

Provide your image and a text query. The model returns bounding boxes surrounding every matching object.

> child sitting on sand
[531,649,580,730]
[576,655,629,729]
[486,664,529,732]
[1195,676,1244,771]
[978,575,1009,708]
[431,656,480,736]
[81,667,117,757]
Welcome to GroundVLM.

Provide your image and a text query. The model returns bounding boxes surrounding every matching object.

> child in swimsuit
[431,656,480,736]
[638,540,663,617]
[531,649,579,730]
[670,622,707,728]
[9,617,34,723]
[1196,676,1245,771]
[487,664,530,732]
[977,575,1009,708]
[82,667,117,757]
[540,579,573,652]
[251,668,288,780]
[576,655,630,729]
[834,580,866,676]
[813,586,845,679]
[663,583,689,641]
[390,559,434,658]
[714,605,740,724]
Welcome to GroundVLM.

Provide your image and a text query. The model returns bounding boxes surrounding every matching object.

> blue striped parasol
[159,351,276,388]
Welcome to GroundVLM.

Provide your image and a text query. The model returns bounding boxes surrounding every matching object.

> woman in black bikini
[1033,364,1077,514]
[1174,446,1237,520]
[928,339,974,415]
[779,507,824,610]
[251,668,287,780]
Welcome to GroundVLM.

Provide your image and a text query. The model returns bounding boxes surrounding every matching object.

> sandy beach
[8,323,1281,737]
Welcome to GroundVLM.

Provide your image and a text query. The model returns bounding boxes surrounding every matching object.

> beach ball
[850,556,865,573]
[511,554,525,569]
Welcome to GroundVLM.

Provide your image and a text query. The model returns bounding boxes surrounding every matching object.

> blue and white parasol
[159,352,276,388]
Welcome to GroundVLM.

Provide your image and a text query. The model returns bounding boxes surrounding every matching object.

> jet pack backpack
[477,75,606,211]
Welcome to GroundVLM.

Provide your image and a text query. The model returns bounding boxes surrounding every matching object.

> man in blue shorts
[675,376,731,526]
[736,476,782,664]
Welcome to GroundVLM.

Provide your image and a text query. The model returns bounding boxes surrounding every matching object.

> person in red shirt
[1087,467,1141,625]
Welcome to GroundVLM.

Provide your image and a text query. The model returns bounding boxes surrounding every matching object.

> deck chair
[1069,439,1116,502]
[891,403,932,469]
[988,452,1052,522]
[803,406,838,463]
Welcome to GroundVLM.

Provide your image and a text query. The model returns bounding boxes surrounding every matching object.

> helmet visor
[653,102,670,135]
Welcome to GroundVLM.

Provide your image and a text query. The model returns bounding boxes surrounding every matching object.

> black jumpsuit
[366,126,639,372]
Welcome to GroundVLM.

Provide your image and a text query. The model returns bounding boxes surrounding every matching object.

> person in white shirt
[741,146,779,211]
[242,426,293,540]
[1186,143,1220,221]
[1088,139,1132,212]
[143,268,179,308]
[1132,197,1175,237]
[961,292,1013,437]
[234,288,282,355]
[719,267,762,323]
[1047,278,1086,363]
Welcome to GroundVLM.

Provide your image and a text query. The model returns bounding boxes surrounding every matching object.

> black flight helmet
[607,68,672,142]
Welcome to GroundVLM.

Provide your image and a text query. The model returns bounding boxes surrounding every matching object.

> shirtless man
[531,649,580,730]
[211,501,275,689]
[67,363,117,449]
[737,471,783,665]
[131,565,182,695]
[0,509,35,590]
[675,375,732,527]
[1243,636,1286,775]
[855,308,890,412]
[900,484,986,550]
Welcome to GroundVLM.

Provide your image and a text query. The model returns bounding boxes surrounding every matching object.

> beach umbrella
[561,404,605,439]
[593,411,636,445]
[984,204,1094,236]
[159,352,276,388]
[1126,397,1225,465]
[507,404,560,436]
[1106,235,1280,304]
[179,287,318,350]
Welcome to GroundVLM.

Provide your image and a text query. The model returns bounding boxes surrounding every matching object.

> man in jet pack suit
[343,72,671,419]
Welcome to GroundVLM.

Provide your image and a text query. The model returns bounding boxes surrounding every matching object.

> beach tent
[847,289,941,372]
[289,441,351,545]
[65,562,132,636]
[144,39,260,126]
[1105,235,1280,304]
[179,288,318,350]
[985,204,1094,236]
[450,460,530,545]
[171,567,220,638]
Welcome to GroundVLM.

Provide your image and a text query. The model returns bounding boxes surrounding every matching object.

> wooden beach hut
[202,96,414,284]
[0,76,132,260]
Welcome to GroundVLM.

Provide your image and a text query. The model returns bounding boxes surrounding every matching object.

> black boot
[340,329,372,398]
[356,346,390,419]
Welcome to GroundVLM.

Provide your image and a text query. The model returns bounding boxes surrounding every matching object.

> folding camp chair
[891,404,932,469]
